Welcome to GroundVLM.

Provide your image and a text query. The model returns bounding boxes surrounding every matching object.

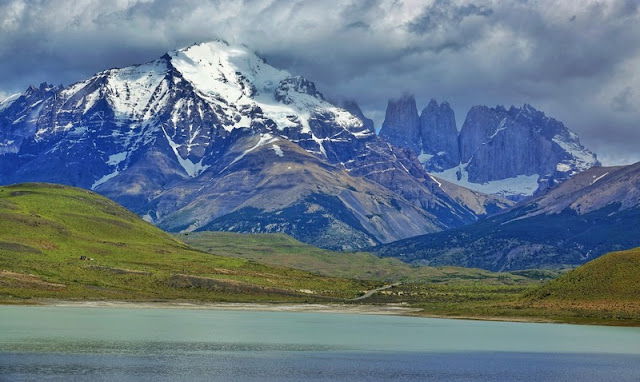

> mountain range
[374,162,640,271]
[0,41,511,250]
[2,39,628,269]
[379,95,600,200]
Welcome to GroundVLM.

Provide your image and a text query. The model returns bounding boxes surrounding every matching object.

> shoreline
[2,299,423,316]
[3,299,638,327]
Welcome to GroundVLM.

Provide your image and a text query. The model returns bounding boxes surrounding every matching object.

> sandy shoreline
[4,300,636,327]
[4,300,423,316]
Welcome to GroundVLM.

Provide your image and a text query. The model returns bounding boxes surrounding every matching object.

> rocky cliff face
[0,41,504,250]
[419,100,460,171]
[458,104,598,185]
[379,98,600,200]
[378,97,460,172]
[379,94,421,153]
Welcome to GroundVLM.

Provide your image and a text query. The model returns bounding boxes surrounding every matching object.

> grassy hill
[352,248,640,325]
[0,183,375,302]
[517,247,640,323]
[179,231,557,285]
[529,247,640,301]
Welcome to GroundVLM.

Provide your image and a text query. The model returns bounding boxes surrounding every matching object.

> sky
[0,0,638,165]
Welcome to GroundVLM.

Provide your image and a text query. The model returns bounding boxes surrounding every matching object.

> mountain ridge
[0,41,508,250]
[379,96,600,200]
[373,162,640,271]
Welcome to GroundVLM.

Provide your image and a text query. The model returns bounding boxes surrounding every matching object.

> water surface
[1,306,639,381]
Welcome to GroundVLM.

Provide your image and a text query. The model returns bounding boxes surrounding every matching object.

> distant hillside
[374,163,640,271]
[516,247,640,323]
[529,247,640,302]
[0,183,371,302]
[179,231,553,284]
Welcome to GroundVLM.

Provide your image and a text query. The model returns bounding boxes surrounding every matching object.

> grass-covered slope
[0,183,373,302]
[529,247,640,302]
[512,247,640,323]
[354,248,640,325]
[179,231,557,285]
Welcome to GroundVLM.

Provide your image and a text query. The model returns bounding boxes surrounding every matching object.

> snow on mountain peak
[0,93,21,112]
[0,40,376,186]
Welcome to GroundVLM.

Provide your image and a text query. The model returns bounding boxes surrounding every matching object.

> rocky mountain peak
[338,100,375,133]
[379,94,420,152]
[274,76,324,104]
[380,99,600,200]
[418,99,460,171]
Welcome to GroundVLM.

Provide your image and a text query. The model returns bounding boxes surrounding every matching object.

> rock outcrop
[418,99,460,171]
[379,94,421,153]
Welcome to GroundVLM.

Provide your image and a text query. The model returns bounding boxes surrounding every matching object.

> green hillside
[359,248,640,325]
[529,247,640,302]
[0,183,374,302]
[513,247,640,324]
[179,231,557,284]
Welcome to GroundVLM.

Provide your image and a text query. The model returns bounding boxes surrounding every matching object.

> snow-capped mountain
[379,97,600,200]
[0,41,509,250]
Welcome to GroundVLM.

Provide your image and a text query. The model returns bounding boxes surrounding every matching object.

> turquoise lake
[1,306,639,381]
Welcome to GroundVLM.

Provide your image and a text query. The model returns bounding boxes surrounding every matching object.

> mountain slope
[529,247,640,302]
[0,183,371,301]
[179,231,546,284]
[374,162,640,271]
[520,247,640,322]
[0,41,507,250]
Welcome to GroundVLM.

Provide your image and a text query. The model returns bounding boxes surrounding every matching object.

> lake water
[1,306,640,381]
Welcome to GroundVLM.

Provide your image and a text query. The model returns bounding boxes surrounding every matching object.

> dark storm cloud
[407,0,493,35]
[611,87,635,113]
[0,0,638,165]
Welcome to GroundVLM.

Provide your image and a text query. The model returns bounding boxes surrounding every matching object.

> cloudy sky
[1,0,638,165]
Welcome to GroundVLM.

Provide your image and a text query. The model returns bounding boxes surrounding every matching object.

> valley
[2,5,640,381]
[0,40,638,327]
[1,183,638,326]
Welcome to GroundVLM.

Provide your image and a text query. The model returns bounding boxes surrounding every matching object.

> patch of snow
[61,79,91,99]
[229,133,278,165]
[0,139,18,154]
[272,144,284,157]
[83,90,100,114]
[556,163,571,172]
[142,213,154,223]
[107,152,127,166]
[418,152,433,164]
[106,60,169,120]
[92,170,120,190]
[0,93,21,112]
[488,118,508,139]
[591,172,610,185]
[429,175,442,188]
[161,125,210,177]
[436,163,540,198]
[552,135,598,172]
